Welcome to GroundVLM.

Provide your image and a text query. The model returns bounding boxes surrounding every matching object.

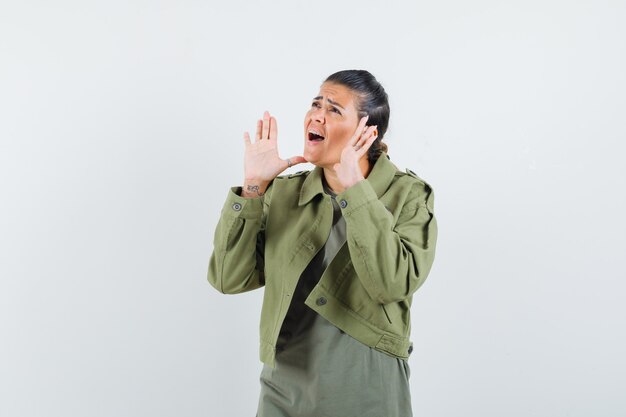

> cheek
[331,126,353,146]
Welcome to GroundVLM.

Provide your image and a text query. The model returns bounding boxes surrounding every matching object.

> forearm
[207,184,270,294]
[337,179,437,304]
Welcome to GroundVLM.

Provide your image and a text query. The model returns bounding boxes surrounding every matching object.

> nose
[311,106,325,123]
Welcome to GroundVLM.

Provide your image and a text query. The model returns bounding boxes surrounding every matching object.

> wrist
[343,176,365,190]
[241,180,270,198]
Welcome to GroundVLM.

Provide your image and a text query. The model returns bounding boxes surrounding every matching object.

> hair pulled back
[323,69,390,164]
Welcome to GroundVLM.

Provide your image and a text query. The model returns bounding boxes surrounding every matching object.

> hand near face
[243,110,307,183]
[333,115,378,189]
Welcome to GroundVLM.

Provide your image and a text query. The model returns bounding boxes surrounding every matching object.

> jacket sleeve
[336,177,437,304]
[207,180,273,294]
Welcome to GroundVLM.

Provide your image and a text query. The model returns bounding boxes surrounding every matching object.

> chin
[304,143,336,169]
[303,152,319,165]
[303,155,325,169]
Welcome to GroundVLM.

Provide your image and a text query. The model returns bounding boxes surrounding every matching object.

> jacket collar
[298,151,397,206]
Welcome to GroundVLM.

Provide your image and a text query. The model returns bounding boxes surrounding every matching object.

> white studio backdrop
[1,0,625,416]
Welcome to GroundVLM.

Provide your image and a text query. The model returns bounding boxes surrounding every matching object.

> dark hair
[323,69,390,164]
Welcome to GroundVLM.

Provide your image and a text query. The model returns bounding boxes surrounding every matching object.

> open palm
[243,110,306,182]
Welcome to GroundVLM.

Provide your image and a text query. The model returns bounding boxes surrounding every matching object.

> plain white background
[1,0,625,416]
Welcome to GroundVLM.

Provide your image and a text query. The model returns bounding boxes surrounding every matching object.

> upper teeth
[309,129,324,137]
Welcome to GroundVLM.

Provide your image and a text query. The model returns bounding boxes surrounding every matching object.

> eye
[311,102,341,114]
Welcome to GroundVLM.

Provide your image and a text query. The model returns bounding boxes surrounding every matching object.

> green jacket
[207,151,437,368]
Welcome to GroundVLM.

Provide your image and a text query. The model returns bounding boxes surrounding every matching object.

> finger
[262,110,270,140]
[255,119,262,141]
[269,116,278,142]
[358,116,371,137]
[354,125,376,149]
[286,155,307,166]
[348,115,369,146]
[244,131,251,146]
[357,133,378,156]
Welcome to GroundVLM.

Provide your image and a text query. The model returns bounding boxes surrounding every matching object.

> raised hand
[332,115,378,190]
[241,110,306,197]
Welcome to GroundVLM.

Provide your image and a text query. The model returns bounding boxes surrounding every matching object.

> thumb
[333,162,341,171]
[286,155,307,166]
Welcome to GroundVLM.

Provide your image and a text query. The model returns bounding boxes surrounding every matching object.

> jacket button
[316,296,327,306]
[339,199,348,208]
[232,202,242,211]
[408,345,413,354]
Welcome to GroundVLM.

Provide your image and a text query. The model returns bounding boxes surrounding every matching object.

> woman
[208,69,438,417]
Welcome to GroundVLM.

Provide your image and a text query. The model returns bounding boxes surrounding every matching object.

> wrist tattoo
[246,184,265,196]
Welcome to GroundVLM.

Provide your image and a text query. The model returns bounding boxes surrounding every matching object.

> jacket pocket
[381,304,392,324]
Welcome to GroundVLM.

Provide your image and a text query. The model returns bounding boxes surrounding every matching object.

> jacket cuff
[220,186,264,219]
[335,179,378,215]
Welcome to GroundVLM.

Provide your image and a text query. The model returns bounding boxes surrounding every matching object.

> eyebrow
[313,96,345,110]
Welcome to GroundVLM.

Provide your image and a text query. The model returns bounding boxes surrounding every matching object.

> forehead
[315,82,357,108]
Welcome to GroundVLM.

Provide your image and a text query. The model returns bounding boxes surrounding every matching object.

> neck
[322,156,372,194]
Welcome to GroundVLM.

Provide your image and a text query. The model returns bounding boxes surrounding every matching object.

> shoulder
[392,167,435,212]
[398,168,433,191]
[265,170,311,204]
[275,170,310,180]
[273,170,311,188]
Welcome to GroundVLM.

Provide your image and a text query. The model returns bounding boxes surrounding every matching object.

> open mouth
[308,132,325,141]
